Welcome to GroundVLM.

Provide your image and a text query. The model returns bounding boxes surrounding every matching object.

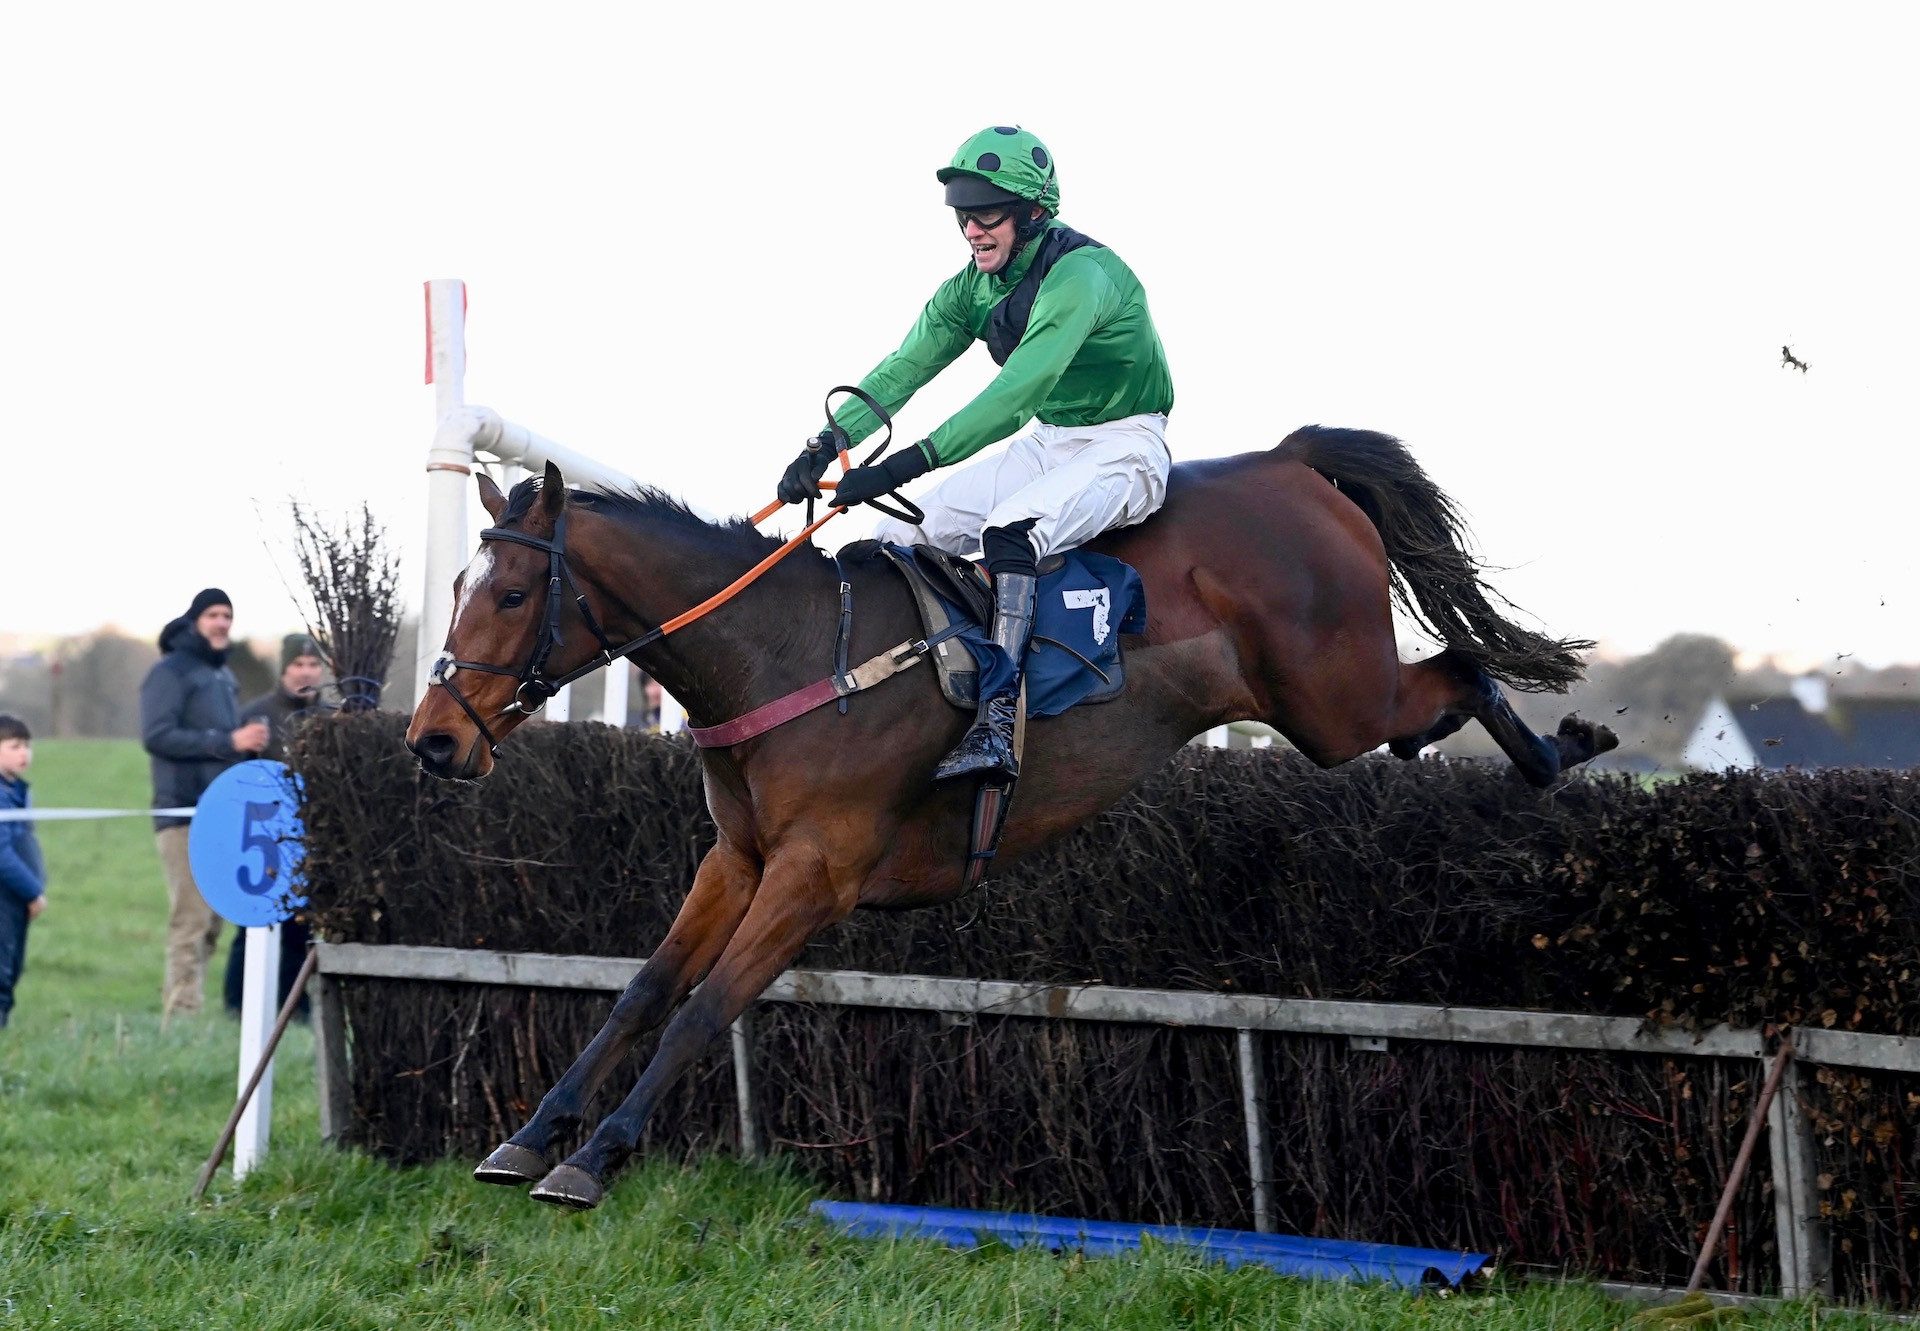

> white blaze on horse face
[452,546,495,630]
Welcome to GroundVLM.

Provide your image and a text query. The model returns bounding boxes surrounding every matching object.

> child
[0,714,46,1029]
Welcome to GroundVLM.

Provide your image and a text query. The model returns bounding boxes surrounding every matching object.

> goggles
[954,205,1018,231]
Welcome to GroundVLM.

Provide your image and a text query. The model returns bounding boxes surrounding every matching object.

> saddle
[811,539,1146,889]
[880,544,994,707]
[874,543,1140,714]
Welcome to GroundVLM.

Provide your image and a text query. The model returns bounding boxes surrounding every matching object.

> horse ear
[476,472,507,522]
[538,460,567,521]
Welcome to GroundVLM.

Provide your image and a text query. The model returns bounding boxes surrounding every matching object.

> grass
[0,740,1898,1328]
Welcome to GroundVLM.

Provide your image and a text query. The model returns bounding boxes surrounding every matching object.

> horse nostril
[415,732,460,770]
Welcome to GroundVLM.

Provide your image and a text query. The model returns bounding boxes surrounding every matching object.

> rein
[430,387,927,752]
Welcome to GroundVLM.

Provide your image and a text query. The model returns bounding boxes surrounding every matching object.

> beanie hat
[187,588,233,619]
[281,634,323,670]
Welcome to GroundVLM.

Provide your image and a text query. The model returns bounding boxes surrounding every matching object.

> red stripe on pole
[423,281,435,385]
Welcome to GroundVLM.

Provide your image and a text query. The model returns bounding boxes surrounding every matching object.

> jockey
[777,126,1174,783]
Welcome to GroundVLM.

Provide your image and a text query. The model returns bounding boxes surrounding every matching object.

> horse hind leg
[1381,650,1484,760]
[1466,666,1619,785]
[1387,712,1468,760]
[1383,650,1616,784]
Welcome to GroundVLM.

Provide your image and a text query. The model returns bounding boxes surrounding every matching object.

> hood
[159,619,228,666]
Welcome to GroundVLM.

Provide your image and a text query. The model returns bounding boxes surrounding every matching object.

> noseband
[428,512,665,754]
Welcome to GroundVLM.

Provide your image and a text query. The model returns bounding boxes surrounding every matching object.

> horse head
[408,460,608,780]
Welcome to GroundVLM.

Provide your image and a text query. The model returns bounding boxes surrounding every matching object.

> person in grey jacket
[140,588,267,1017]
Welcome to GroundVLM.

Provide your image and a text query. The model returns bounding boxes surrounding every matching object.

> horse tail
[1280,425,1593,693]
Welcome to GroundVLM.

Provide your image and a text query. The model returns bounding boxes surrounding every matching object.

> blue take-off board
[810,1202,1490,1290]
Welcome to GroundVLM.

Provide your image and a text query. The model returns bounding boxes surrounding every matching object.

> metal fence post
[310,971,352,1144]
[1767,1056,1831,1298]
[1236,1028,1275,1233]
[731,1013,759,1160]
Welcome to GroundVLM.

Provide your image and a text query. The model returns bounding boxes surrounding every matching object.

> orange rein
[653,450,852,637]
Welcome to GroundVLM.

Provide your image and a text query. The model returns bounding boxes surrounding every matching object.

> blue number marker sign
[187,760,308,927]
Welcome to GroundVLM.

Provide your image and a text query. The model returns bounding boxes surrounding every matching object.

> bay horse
[405,427,1616,1209]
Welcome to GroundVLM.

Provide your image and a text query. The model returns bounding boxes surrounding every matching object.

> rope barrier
[0,807,196,823]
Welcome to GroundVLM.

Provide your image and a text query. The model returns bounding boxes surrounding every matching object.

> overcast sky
[4,2,1914,669]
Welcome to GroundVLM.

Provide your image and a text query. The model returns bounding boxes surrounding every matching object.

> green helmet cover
[937,125,1059,215]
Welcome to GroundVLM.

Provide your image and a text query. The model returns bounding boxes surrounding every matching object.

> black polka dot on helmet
[938,126,1061,219]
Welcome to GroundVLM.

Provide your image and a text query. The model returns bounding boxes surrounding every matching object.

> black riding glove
[777,432,839,504]
[833,442,934,509]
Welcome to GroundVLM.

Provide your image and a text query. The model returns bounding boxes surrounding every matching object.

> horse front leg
[473,842,760,1185]
[528,847,846,1209]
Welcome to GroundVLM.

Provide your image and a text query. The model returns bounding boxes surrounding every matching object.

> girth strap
[688,623,970,749]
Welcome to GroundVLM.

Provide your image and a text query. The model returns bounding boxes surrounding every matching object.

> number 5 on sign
[237,801,283,895]
[188,761,308,928]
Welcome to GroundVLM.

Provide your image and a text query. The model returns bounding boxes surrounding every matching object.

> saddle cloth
[872,542,1147,717]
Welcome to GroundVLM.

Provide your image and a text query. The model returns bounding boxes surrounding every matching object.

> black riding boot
[934,571,1038,783]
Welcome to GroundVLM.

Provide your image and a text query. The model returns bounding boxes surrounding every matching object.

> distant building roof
[1839,698,1920,768]
[1685,689,1920,771]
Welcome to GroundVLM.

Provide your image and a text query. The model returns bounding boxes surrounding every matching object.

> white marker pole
[232,922,281,1179]
[658,689,687,735]
[422,278,472,705]
[599,663,630,726]
[423,279,637,726]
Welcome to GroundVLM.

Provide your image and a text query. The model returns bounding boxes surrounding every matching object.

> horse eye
[500,591,526,609]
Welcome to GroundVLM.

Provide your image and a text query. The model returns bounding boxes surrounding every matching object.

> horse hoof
[1584,718,1620,756]
[474,1142,548,1186]
[530,1164,604,1210]
[1555,714,1619,766]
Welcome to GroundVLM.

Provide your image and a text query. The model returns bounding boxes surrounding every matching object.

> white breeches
[870,412,1171,560]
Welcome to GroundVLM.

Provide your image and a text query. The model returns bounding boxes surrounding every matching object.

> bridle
[428,385,917,756]
[428,510,666,755]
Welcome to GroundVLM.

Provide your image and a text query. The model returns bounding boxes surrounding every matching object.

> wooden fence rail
[311,940,1894,1299]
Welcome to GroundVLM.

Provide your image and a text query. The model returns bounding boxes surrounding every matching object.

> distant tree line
[1,624,1910,749]
[0,631,277,738]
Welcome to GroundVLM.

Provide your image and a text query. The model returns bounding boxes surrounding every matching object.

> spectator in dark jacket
[140,589,268,1017]
[0,714,46,1030]
[224,634,322,1016]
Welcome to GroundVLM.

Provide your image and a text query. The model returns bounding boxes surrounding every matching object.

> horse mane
[497,477,832,571]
